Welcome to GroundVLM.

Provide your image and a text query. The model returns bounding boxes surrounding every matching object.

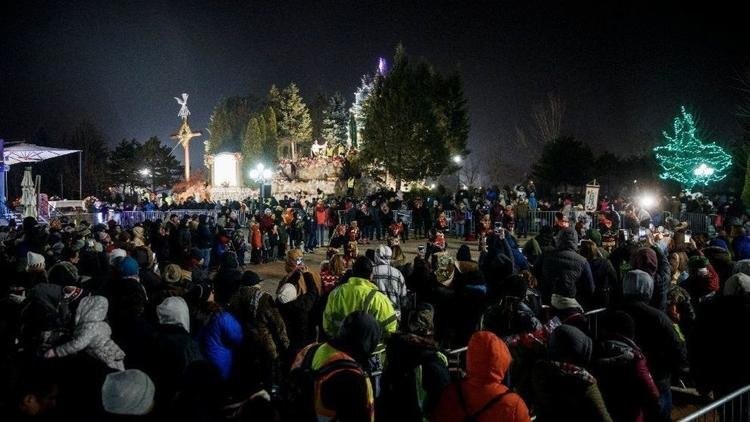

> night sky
[2,1,748,175]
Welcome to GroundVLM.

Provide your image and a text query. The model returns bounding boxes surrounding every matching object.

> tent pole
[78,151,82,199]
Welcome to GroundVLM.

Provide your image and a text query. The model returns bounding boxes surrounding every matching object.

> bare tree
[532,93,565,144]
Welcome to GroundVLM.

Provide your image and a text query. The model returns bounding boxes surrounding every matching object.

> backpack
[286,343,363,422]
[454,382,511,422]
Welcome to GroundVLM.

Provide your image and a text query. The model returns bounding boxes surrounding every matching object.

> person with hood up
[579,240,616,308]
[619,269,687,419]
[149,296,203,411]
[377,303,449,421]
[44,295,126,370]
[522,225,555,266]
[630,243,671,312]
[323,256,398,338]
[433,331,531,422]
[197,295,244,381]
[683,255,720,306]
[291,311,382,422]
[703,239,734,287]
[593,311,660,422]
[532,325,612,422]
[213,251,243,304]
[537,227,595,308]
[371,245,408,317]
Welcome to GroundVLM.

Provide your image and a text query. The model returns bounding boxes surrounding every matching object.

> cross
[171,120,202,180]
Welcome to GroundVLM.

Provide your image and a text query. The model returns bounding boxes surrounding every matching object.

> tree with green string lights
[653,106,732,190]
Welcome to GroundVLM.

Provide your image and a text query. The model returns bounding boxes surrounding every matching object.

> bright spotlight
[139,168,150,176]
[249,169,260,180]
[429,183,436,189]
[452,155,462,164]
[639,194,657,209]
[262,169,273,180]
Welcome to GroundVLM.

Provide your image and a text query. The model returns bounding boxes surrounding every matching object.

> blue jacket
[732,235,750,261]
[199,310,244,380]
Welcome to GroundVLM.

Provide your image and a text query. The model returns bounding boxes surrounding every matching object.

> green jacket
[323,277,399,337]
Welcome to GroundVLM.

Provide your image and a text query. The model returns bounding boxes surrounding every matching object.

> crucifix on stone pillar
[171,93,202,181]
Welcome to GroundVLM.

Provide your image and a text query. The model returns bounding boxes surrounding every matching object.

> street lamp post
[249,163,273,209]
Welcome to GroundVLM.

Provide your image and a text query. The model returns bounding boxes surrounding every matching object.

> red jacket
[433,331,530,422]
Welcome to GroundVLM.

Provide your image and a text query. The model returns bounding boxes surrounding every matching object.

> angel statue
[175,93,190,120]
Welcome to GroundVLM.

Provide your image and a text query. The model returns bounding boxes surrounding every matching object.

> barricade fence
[49,209,247,228]
[678,384,750,422]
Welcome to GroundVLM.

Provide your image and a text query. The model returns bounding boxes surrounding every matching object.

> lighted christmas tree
[653,106,732,190]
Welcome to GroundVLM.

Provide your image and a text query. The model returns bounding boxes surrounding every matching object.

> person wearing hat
[435,331,530,422]
[378,303,450,421]
[101,369,155,417]
[620,269,687,419]
[684,255,719,305]
[228,272,289,391]
[532,325,610,421]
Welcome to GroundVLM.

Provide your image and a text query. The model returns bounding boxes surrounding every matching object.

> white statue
[174,93,190,120]
[311,140,327,157]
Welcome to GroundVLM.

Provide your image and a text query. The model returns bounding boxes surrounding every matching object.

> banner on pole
[584,183,600,212]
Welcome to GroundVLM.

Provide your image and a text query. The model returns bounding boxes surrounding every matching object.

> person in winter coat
[371,245,408,317]
[532,325,612,422]
[731,226,750,261]
[213,252,243,304]
[197,300,244,381]
[619,269,688,419]
[593,311,660,422]
[44,295,126,371]
[630,244,671,312]
[195,215,213,269]
[323,256,399,338]
[580,240,616,308]
[537,228,595,308]
[150,296,204,411]
[229,273,289,391]
[702,242,734,288]
[377,303,450,421]
[433,331,531,422]
[683,255,720,306]
[291,311,383,422]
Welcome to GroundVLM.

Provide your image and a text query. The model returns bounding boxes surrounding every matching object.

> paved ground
[250,235,481,294]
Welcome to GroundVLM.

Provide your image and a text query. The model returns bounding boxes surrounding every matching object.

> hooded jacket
[323,277,398,338]
[53,295,126,370]
[371,246,408,315]
[593,337,660,422]
[539,228,595,303]
[532,325,612,422]
[433,331,530,422]
[198,308,244,380]
[631,247,670,312]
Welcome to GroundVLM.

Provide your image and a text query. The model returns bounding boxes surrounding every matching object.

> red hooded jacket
[433,331,531,422]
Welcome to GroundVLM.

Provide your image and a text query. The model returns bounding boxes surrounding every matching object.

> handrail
[678,384,750,421]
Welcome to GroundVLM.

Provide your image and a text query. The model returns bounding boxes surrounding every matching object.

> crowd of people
[1,184,749,422]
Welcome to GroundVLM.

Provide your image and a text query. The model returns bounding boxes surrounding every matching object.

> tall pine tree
[350,74,375,146]
[263,106,279,162]
[322,92,349,146]
[273,83,312,160]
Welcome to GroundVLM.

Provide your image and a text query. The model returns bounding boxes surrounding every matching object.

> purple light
[377,57,387,75]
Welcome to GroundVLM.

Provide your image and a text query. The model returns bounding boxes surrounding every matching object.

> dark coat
[619,301,688,385]
[593,338,660,422]
[539,229,595,303]
[532,360,612,422]
[149,324,204,406]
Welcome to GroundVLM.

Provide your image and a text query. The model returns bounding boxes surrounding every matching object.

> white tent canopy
[3,143,80,165]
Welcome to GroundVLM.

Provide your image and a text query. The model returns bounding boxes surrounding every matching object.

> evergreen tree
[361,45,469,187]
[653,106,732,189]
[242,117,264,165]
[322,92,349,146]
[263,106,279,161]
[138,137,183,190]
[68,121,110,197]
[350,74,375,145]
[206,95,260,154]
[349,114,358,147]
[108,139,142,193]
[531,136,595,194]
[275,82,312,160]
[310,92,328,142]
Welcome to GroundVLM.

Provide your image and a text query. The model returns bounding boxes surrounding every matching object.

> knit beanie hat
[632,248,658,277]
[241,270,263,287]
[48,261,79,286]
[163,264,186,284]
[26,251,46,272]
[120,257,140,278]
[548,324,593,366]
[407,302,435,337]
[688,255,709,271]
[108,248,127,267]
[709,238,729,250]
[277,283,298,304]
[101,369,155,415]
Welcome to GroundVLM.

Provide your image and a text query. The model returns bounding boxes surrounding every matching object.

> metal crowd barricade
[584,307,607,341]
[678,384,750,422]
[446,346,468,374]
[684,212,712,234]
